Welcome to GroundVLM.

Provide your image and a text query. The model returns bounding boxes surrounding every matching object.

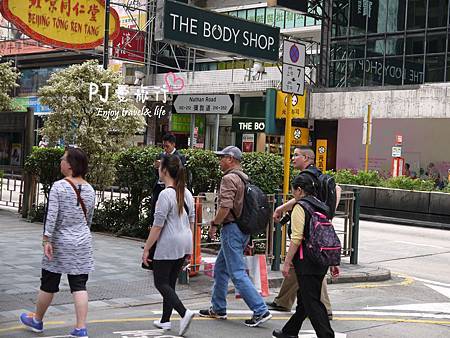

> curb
[360,214,450,231]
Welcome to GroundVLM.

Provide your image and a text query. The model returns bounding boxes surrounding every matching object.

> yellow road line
[352,274,414,289]
[0,321,65,333]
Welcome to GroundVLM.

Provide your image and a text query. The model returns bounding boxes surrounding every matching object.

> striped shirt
[42,179,95,275]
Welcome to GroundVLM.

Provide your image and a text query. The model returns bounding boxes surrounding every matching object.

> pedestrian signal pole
[282,93,293,257]
[364,104,372,172]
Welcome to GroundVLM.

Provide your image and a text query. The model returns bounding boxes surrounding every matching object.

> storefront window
[255,8,265,23]
[332,0,350,38]
[247,9,256,22]
[428,0,448,28]
[347,40,366,59]
[407,0,426,30]
[405,35,425,55]
[295,14,304,27]
[285,11,295,29]
[404,56,425,84]
[266,8,275,26]
[386,0,406,32]
[329,61,347,87]
[364,58,384,86]
[18,66,66,96]
[349,0,367,37]
[427,32,446,54]
[346,59,365,86]
[275,9,285,28]
[331,41,348,61]
[366,38,385,57]
[384,57,405,85]
[367,0,388,34]
[385,36,404,56]
[425,55,445,82]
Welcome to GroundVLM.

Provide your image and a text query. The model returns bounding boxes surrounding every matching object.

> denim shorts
[40,269,88,293]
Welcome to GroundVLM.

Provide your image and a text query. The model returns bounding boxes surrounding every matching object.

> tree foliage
[38,60,145,187]
[0,61,20,111]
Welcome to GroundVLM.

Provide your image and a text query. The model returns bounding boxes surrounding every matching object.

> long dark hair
[160,154,186,215]
[292,173,317,196]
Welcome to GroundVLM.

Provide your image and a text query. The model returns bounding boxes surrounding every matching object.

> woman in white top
[142,154,195,336]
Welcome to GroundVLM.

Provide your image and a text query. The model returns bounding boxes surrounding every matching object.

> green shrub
[354,170,382,186]
[181,148,221,194]
[25,147,64,198]
[28,203,46,223]
[333,169,358,185]
[92,198,130,234]
[382,176,436,191]
[241,152,284,194]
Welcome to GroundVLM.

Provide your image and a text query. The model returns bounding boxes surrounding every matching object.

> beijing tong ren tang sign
[155,0,280,61]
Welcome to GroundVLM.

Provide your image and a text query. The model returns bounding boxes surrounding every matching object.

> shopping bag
[235,254,269,298]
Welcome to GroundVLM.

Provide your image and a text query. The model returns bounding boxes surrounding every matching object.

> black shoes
[272,329,298,338]
[244,311,272,327]
[266,301,291,312]
[198,307,227,319]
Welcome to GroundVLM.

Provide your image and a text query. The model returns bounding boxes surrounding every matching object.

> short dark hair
[292,173,317,196]
[162,133,176,144]
[66,148,89,178]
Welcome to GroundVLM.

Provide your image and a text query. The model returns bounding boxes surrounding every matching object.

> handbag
[141,187,190,270]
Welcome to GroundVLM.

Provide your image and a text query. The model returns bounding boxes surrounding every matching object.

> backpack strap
[166,186,189,214]
[64,178,87,221]
[224,170,247,223]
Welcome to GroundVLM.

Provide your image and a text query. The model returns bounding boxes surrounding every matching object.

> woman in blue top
[142,154,195,336]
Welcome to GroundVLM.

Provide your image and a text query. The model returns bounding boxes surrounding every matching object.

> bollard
[350,188,360,264]
[271,191,283,271]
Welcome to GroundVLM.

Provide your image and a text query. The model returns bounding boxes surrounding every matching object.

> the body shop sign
[155,0,280,61]
[0,0,120,49]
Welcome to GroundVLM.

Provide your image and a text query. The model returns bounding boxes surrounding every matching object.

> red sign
[0,39,59,56]
[112,28,145,63]
[396,134,403,145]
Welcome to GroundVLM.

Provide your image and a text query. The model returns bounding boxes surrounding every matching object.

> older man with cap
[199,146,272,327]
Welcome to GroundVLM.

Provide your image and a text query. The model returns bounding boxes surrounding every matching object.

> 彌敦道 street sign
[173,94,235,114]
[282,40,306,95]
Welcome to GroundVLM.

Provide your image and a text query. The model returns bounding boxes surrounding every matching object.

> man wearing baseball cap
[199,146,272,327]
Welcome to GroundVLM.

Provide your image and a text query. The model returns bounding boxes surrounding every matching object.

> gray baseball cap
[215,146,242,161]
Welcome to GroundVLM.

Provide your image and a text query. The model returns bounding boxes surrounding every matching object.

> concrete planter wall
[340,184,450,224]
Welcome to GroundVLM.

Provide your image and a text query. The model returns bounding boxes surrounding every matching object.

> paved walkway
[0,208,390,326]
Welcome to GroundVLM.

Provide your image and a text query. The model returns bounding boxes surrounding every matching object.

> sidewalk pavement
[0,207,390,325]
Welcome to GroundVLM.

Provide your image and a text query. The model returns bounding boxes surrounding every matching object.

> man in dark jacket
[149,133,186,226]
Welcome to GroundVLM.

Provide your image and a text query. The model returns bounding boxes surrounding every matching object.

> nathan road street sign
[155,0,280,61]
[282,40,306,95]
[173,94,235,114]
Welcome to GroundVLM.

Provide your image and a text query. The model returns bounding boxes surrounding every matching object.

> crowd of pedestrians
[18,135,339,338]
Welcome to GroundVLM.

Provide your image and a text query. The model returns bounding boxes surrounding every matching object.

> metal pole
[21,107,35,218]
[214,114,220,151]
[103,0,111,70]
[282,93,292,257]
[364,104,372,172]
[271,190,283,271]
[350,188,360,264]
[190,114,195,148]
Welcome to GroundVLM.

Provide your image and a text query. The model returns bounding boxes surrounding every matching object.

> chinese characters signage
[0,0,120,49]
[275,90,306,119]
[315,139,327,172]
[112,27,145,63]
[0,38,58,56]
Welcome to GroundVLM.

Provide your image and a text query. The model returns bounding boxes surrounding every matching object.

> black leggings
[153,258,186,322]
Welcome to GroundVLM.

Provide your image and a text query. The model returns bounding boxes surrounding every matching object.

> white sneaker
[153,320,171,330]
[179,309,195,336]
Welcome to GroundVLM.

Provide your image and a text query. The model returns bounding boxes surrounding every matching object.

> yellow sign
[291,127,309,146]
[276,90,307,119]
[0,0,120,49]
[316,139,328,172]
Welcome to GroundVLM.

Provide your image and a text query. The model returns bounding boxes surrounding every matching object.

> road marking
[336,317,450,325]
[366,302,450,314]
[394,241,446,249]
[413,277,450,288]
[0,321,65,333]
[352,275,414,289]
[334,310,450,319]
[425,283,450,299]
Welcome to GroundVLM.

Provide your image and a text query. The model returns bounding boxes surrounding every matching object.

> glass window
[428,0,448,28]
[404,56,424,84]
[266,8,275,26]
[364,58,384,86]
[331,41,348,61]
[405,35,425,55]
[349,0,367,36]
[255,8,265,24]
[228,11,237,17]
[384,57,405,85]
[387,0,406,32]
[446,57,450,81]
[385,36,404,56]
[275,9,285,28]
[306,15,315,26]
[346,59,365,87]
[237,10,246,19]
[367,0,388,34]
[285,11,295,29]
[427,33,446,54]
[425,55,445,82]
[332,0,350,38]
[18,66,66,95]
[347,39,366,59]
[247,9,256,22]
[295,14,304,27]
[366,38,385,57]
[329,61,347,87]
[407,0,426,30]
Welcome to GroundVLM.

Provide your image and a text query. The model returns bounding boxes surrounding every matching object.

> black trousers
[153,258,186,322]
[282,263,334,337]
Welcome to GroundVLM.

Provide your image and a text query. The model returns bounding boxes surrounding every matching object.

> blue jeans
[211,222,268,316]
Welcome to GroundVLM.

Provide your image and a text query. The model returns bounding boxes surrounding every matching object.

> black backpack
[228,171,270,235]
[301,167,337,219]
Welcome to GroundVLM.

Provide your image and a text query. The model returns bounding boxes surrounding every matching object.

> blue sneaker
[70,327,88,338]
[19,312,43,333]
